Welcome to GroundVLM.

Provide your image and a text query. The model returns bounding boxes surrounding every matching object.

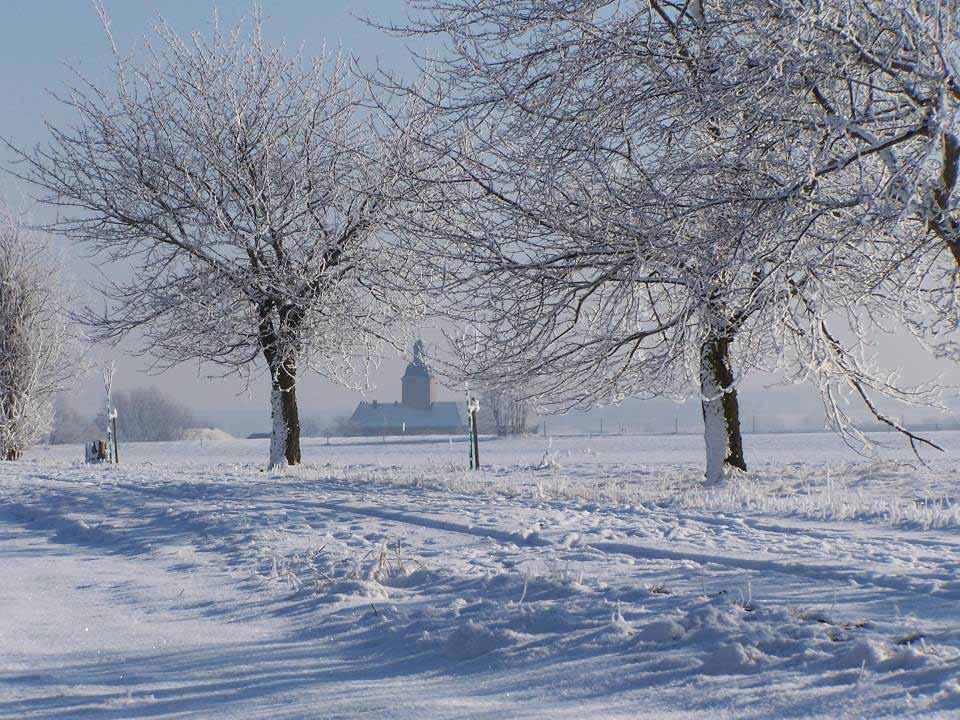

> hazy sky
[1,1,956,435]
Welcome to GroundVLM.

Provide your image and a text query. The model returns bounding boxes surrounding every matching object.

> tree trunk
[700,332,746,485]
[269,359,301,468]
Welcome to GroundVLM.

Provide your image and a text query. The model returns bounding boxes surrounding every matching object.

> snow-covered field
[3,431,960,718]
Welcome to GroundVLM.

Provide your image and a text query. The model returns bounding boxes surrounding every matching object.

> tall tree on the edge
[0,212,78,460]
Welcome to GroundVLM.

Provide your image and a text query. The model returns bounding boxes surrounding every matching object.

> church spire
[412,339,426,367]
[402,340,432,410]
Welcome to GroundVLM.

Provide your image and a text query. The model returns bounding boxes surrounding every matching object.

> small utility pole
[465,387,474,468]
[110,409,120,464]
[467,405,474,469]
[468,396,480,471]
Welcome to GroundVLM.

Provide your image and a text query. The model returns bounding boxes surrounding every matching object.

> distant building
[347,341,466,436]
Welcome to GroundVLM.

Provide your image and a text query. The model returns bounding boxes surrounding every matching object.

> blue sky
[0,1,413,149]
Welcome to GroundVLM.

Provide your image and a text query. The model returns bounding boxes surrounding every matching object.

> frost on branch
[746,1,959,371]
[6,8,424,467]
[373,0,944,482]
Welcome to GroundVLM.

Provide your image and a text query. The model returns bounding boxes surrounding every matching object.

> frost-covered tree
[7,9,422,467]
[93,387,195,443]
[375,0,938,482]
[746,1,959,366]
[478,387,530,437]
[0,213,78,460]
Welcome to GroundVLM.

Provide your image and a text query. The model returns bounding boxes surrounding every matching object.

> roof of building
[349,400,465,430]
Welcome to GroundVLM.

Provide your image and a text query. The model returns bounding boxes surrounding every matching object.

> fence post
[468,396,480,471]
[111,409,119,464]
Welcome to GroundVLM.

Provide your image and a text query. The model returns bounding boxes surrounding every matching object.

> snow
[3,431,960,718]
[180,427,234,444]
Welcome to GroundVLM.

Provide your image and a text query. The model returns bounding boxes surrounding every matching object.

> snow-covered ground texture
[3,431,960,719]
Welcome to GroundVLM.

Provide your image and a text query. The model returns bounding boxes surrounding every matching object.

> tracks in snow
[4,467,960,604]
[282,488,959,600]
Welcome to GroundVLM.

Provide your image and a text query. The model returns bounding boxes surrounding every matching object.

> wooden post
[471,399,480,470]
[472,409,480,471]
[464,389,475,470]
[111,411,119,464]
[468,396,481,471]
[468,411,474,470]
[467,406,474,470]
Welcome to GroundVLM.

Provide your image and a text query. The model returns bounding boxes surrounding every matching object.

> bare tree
[374,0,939,482]
[479,388,530,436]
[93,387,196,443]
[0,213,79,460]
[49,396,99,445]
[6,8,422,467]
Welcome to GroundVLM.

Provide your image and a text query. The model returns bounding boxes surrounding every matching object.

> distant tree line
[49,387,196,444]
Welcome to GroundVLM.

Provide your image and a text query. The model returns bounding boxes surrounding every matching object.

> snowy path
[3,434,960,718]
[0,524,279,718]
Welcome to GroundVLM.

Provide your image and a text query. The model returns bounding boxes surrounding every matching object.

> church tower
[401,340,432,410]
